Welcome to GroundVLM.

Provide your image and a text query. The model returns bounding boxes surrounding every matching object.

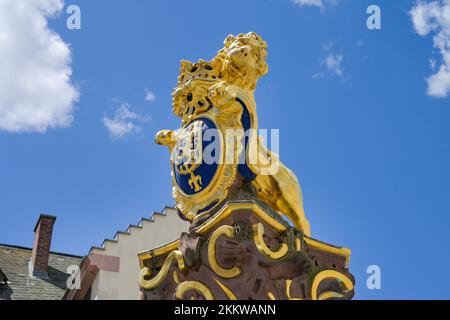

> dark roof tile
[0,244,82,300]
[0,268,7,284]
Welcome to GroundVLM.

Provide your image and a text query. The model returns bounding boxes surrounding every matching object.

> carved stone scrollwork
[175,281,214,300]
[207,225,241,279]
[252,223,288,260]
[139,201,355,300]
[139,250,186,290]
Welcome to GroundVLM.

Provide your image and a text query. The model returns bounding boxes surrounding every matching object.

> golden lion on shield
[156,32,311,236]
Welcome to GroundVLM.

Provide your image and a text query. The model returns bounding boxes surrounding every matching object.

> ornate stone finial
[144,33,355,300]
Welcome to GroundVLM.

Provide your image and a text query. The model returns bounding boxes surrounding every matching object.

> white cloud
[0,0,79,133]
[324,53,344,76]
[102,104,150,140]
[430,58,437,70]
[322,41,335,51]
[312,71,325,79]
[292,0,324,8]
[313,42,345,79]
[144,90,156,103]
[410,0,450,98]
[291,0,337,9]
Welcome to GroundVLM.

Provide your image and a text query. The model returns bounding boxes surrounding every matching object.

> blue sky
[1,0,450,299]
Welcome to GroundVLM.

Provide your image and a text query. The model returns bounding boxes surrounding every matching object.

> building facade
[0,208,189,300]
[64,207,189,300]
[0,215,82,300]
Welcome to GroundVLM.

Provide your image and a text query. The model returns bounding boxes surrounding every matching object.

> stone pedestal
[138,201,355,300]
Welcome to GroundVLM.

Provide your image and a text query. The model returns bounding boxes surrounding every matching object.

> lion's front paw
[155,129,176,148]
[208,82,236,107]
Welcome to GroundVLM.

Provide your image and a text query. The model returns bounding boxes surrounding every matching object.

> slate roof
[0,244,82,300]
[0,268,6,284]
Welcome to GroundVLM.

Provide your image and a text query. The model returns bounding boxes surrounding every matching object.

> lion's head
[215,32,268,90]
[171,32,268,122]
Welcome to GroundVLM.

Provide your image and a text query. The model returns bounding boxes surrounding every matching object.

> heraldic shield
[170,112,242,222]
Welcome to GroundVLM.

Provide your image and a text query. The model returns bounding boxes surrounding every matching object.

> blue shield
[172,117,220,195]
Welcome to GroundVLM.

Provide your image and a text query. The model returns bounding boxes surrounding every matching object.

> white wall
[89,208,189,300]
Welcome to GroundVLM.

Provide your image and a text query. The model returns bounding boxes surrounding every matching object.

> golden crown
[172,59,221,120]
[176,59,221,88]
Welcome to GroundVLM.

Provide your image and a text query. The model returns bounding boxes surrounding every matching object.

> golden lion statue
[156,32,311,236]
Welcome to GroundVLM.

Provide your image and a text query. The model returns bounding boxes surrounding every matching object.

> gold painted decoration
[304,238,351,268]
[267,292,276,300]
[155,32,312,235]
[139,33,355,301]
[267,280,304,300]
[138,202,351,272]
[207,225,242,278]
[285,279,303,300]
[139,250,186,290]
[213,278,237,300]
[138,239,179,269]
[252,223,288,260]
[175,281,214,300]
[138,202,354,300]
[156,56,243,220]
[173,271,181,285]
[196,202,288,234]
[310,270,354,300]
[295,238,302,251]
[173,120,205,192]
